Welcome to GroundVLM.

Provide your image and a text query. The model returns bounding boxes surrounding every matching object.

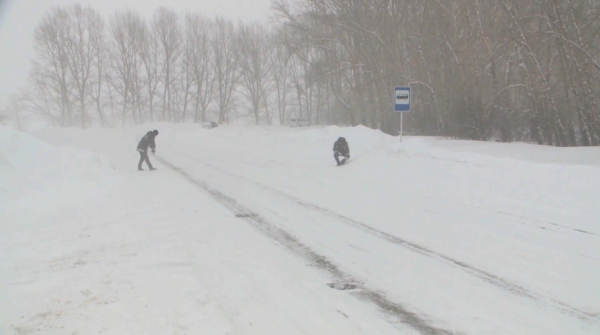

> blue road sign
[394,87,411,112]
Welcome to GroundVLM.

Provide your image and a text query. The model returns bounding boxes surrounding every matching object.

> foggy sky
[0,0,272,106]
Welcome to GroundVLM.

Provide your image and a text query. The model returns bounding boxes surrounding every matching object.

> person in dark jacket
[333,137,350,165]
[137,130,158,170]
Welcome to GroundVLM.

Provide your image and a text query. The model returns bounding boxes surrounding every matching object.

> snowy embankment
[1,123,599,335]
[0,125,116,207]
[0,125,116,334]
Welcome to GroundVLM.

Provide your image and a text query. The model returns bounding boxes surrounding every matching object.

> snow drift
[0,125,116,206]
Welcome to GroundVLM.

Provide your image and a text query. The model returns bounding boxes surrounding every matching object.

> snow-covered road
[1,124,599,334]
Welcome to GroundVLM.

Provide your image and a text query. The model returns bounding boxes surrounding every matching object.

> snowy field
[1,123,599,335]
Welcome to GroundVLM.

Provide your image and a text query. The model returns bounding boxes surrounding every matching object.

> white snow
[0,125,116,217]
[1,123,599,335]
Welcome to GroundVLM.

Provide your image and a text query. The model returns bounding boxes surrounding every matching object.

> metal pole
[400,112,403,143]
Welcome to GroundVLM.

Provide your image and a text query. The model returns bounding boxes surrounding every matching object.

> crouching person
[333,137,350,165]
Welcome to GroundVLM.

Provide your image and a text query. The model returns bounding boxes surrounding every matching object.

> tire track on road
[156,156,457,335]
[175,153,600,325]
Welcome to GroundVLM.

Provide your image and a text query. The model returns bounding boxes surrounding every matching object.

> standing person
[137,130,158,171]
[333,137,350,165]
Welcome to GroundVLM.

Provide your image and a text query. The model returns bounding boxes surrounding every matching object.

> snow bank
[0,125,116,207]
[430,138,600,167]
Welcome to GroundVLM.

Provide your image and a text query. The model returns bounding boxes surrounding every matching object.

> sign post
[394,87,411,143]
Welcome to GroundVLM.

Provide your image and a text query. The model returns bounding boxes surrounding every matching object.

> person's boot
[149,166,156,171]
[138,166,144,171]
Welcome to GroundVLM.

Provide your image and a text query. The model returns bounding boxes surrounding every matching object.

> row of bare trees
[273,0,600,146]
[16,5,303,128]
[7,1,600,146]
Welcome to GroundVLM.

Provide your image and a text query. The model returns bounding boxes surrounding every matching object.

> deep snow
[0,125,116,204]
[1,123,599,335]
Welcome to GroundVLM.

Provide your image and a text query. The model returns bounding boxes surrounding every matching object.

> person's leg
[138,151,145,170]
[334,153,341,165]
[143,152,154,169]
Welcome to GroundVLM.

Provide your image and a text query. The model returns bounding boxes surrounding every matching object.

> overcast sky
[0,0,272,107]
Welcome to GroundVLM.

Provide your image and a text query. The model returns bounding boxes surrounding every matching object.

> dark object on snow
[336,158,351,166]
[333,137,350,165]
[327,282,358,291]
[202,121,218,129]
[137,130,158,170]
[235,213,259,218]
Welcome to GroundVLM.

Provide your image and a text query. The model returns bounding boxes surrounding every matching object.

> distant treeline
[4,0,600,146]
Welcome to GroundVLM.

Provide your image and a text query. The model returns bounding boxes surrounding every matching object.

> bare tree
[152,8,181,121]
[138,20,163,122]
[269,31,292,125]
[212,17,239,124]
[2,93,26,130]
[238,23,272,125]
[179,12,200,123]
[64,4,104,128]
[32,7,74,127]
[88,18,108,127]
[109,10,144,126]
[186,14,214,123]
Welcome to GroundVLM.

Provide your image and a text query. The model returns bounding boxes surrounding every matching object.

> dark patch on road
[574,229,593,235]
[235,213,259,218]
[328,282,358,291]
